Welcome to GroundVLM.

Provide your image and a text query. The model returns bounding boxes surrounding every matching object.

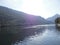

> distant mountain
[47,14,60,23]
[0,6,48,27]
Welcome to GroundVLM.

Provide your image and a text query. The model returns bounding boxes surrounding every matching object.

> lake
[1,25,60,45]
[13,26,60,45]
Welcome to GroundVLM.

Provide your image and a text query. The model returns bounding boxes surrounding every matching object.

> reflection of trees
[0,25,28,45]
[0,25,45,45]
[55,17,60,30]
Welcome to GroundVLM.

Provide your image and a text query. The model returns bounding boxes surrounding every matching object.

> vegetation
[55,17,60,29]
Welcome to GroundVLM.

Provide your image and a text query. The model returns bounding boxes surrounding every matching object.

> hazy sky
[0,0,60,19]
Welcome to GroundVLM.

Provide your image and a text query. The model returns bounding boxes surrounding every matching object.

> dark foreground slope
[0,6,47,45]
[0,6,48,26]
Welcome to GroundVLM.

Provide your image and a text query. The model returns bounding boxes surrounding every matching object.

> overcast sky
[0,0,60,19]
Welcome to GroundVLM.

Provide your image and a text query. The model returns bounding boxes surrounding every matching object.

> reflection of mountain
[47,14,60,23]
[0,6,48,27]
[0,6,47,45]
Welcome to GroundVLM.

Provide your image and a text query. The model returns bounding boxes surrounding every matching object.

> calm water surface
[14,26,60,45]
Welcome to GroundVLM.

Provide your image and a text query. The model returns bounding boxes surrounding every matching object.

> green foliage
[55,17,60,24]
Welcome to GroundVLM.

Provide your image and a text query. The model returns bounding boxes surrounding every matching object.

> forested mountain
[0,6,49,27]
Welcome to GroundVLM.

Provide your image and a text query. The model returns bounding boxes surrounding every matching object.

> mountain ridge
[47,14,60,23]
[0,6,49,27]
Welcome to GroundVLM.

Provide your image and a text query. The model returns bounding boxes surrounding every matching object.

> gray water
[14,26,60,45]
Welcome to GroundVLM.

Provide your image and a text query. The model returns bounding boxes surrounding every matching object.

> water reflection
[1,25,60,45]
[0,25,45,45]
[14,27,60,45]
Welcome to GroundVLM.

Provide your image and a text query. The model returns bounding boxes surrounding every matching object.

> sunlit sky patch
[0,0,60,19]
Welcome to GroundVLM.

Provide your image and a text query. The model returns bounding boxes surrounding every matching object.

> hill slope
[0,6,48,27]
